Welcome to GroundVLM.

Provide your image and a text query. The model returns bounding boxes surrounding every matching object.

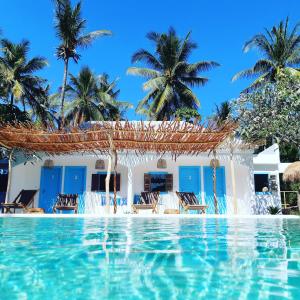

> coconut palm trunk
[213,150,218,214]
[60,59,69,128]
[113,150,118,214]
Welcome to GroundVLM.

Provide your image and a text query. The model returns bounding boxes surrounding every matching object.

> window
[254,174,269,193]
[144,173,173,192]
[91,173,120,192]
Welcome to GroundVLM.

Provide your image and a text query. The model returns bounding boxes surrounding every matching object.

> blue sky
[0,0,299,119]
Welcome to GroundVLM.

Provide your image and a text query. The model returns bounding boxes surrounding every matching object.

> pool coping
[0,214,299,219]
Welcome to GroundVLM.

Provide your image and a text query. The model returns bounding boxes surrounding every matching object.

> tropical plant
[28,86,60,128]
[128,27,219,120]
[213,101,232,126]
[233,18,300,92]
[0,39,48,112]
[0,103,30,123]
[267,206,281,215]
[174,107,201,123]
[97,73,132,120]
[65,67,130,126]
[54,0,112,127]
[233,70,300,147]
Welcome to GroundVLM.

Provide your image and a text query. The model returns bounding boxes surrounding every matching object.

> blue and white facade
[7,145,267,214]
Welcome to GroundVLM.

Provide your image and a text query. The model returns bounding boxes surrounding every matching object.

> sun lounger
[176,191,208,214]
[132,191,160,214]
[53,194,78,214]
[0,189,38,213]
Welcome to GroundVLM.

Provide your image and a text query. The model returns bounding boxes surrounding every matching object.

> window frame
[91,172,121,193]
[254,173,271,195]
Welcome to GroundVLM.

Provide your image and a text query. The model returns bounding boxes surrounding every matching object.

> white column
[127,166,134,213]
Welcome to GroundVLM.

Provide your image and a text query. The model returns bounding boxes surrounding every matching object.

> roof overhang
[0,121,237,157]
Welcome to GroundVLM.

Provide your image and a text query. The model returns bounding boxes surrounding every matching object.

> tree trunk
[60,59,69,129]
[113,150,118,214]
[5,149,14,204]
[230,146,237,214]
[105,152,112,214]
[213,150,218,214]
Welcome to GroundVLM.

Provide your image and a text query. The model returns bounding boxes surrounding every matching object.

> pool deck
[0,214,299,219]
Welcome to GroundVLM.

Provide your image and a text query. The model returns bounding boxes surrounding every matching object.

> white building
[1,121,285,215]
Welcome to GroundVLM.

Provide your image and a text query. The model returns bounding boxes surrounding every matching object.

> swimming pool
[0,216,300,299]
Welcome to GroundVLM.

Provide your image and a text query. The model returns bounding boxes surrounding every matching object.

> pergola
[0,120,235,155]
[0,120,238,213]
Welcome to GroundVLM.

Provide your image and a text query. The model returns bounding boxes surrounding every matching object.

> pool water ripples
[0,217,300,299]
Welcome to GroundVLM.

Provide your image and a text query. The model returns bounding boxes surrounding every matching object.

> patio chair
[0,189,38,213]
[53,194,79,214]
[132,191,160,214]
[176,191,208,214]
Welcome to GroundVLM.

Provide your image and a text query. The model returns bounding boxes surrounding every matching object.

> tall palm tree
[233,18,300,92]
[54,0,112,127]
[65,67,129,126]
[0,39,48,112]
[127,27,219,120]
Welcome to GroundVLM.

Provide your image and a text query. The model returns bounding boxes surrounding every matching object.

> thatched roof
[283,161,300,182]
[0,120,236,156]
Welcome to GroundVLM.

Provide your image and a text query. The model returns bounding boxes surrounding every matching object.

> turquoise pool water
[0,217,300,299]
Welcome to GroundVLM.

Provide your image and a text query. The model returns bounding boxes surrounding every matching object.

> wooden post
[213,150,218,214]
[230,144,237,214]
[5,149,14,204]
[105,152,112,214]
[113,150,118,214]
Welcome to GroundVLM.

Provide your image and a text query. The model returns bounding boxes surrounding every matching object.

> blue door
[39,167,62,213]
[203,166,226,214]
[64,166,86,213]
[179,166,201,196]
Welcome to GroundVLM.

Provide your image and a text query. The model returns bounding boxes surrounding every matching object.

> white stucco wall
[8,150,256,215]
[252,144,281,214]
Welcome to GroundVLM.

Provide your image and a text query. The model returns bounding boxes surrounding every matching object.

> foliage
[54,0,111,64]
[279,143,300,163]
[0,39,48,111]
[233,18,300,92]
[174,107,201,123]
[54,0,112,125]
[128,27,219,120]
[65,67,131,126]
[267,206,281,215]
[212,101,232,126]
[233,71,300,147]
[0,104,30,123]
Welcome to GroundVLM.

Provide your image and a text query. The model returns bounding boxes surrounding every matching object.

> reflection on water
[0,217,300,299]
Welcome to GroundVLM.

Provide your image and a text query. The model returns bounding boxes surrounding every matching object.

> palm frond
[77,30,112,48]
[143,76,165,91]
[127,67,161,78]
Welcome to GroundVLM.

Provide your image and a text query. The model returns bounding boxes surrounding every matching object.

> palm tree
[213,101,232,126]
[65,67,129,126]
[28,86,60,128]
[232,18,300,92]
[65,67,102,126]
[97,73,132,120]
[0,39,48,113]
[127,27,219,120]
[54,0,112,127]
